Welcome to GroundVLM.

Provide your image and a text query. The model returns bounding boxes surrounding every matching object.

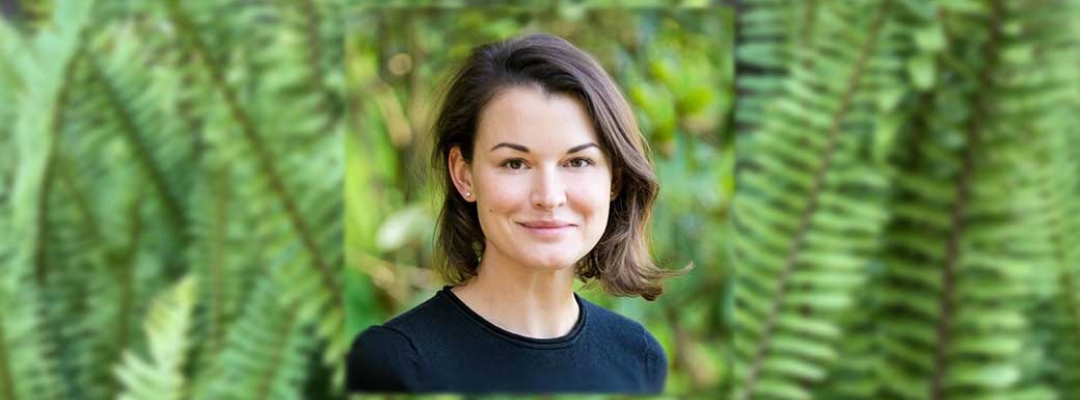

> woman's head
[432,33,674,301]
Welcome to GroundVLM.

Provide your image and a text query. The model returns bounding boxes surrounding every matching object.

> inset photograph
[345,5,734,395]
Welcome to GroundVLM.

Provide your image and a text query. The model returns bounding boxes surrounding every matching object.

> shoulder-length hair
[431,33,679,301]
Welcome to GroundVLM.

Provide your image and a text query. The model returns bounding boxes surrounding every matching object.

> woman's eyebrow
[490,142,529,152]
[566,143,599,154]
[489,142,599,154]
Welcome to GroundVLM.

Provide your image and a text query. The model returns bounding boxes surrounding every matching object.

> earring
[465,191,471,198]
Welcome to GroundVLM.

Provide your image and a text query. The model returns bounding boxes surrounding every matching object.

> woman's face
[450,85,614,272]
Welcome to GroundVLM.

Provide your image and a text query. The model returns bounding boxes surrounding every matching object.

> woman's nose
[531,167,567,210]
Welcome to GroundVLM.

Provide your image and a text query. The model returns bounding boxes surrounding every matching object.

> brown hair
[431,33,679,301]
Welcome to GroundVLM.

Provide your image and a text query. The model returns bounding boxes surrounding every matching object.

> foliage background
[344,4,735,397]
[1,0,348,399]
[732,0,1080,399]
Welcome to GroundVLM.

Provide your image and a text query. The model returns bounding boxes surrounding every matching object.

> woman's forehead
[475,86,601,152]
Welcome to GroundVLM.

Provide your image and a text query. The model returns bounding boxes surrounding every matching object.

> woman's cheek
[570,172,612,205]
[480,174,527,211]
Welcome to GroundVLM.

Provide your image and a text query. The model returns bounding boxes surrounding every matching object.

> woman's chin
[522,256,579,271]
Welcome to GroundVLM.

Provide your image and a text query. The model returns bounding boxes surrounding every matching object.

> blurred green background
[1,0,348,399]
[345,5,735,397]
[733,1,1080,399]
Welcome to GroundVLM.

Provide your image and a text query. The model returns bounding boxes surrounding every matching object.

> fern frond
[3,4,96,398]
[114,276,197,400]
[84,52,188,236]
[25,19,207,399]
[736,0,819,131]
[733,1,898,398]
[0,278,64,400]
[191,276,313,400]
[35,156,116,400]
[158,2,346,395]
[808,262,887,400]
[161,0,342,310]
[279,0,343,137]
[7,0,345,398]
[63,176,177,400]
[8,0,93,287]
[1018,2,1080,397]
[872,1,1066,399]
[184,159,268,399]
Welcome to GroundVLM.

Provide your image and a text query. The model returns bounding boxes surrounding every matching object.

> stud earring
[465,191,471,198]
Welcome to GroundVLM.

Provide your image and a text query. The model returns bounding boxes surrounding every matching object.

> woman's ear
[449,146,475,202]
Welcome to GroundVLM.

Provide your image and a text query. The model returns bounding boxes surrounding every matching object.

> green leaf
[913,24,947,53]
[114,276,196,400]
[907,53,936,91]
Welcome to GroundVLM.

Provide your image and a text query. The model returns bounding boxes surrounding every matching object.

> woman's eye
[567,158,594,168]
[503,159,526,170]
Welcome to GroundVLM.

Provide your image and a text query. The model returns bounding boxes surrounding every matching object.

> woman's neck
[451,255,579,339]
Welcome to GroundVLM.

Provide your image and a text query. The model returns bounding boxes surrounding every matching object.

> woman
[347,33,681,394]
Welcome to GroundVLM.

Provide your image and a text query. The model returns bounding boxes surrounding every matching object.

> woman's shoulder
[580,297,646,332]
[346,289,456,392]
[350,288,457,343]
[347,324,421,392]
[579,297,663,350]
[578,296,668,391]
[378,290,453,332]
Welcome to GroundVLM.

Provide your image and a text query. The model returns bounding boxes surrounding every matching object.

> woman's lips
[518,221,574,237]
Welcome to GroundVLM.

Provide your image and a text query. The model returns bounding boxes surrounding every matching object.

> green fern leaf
[0,278,64,400]
[160,0,343,314]
[191,276,313,400]
[114,276,197,400]
[872,1,1067,399]
[733,1,898,398]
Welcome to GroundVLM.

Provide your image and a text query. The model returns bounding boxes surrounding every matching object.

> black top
[346,286,667,394]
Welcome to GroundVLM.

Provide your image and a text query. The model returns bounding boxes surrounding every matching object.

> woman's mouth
[518,220,575,237]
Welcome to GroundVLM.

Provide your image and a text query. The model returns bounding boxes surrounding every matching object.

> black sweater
[346,287,667,394]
